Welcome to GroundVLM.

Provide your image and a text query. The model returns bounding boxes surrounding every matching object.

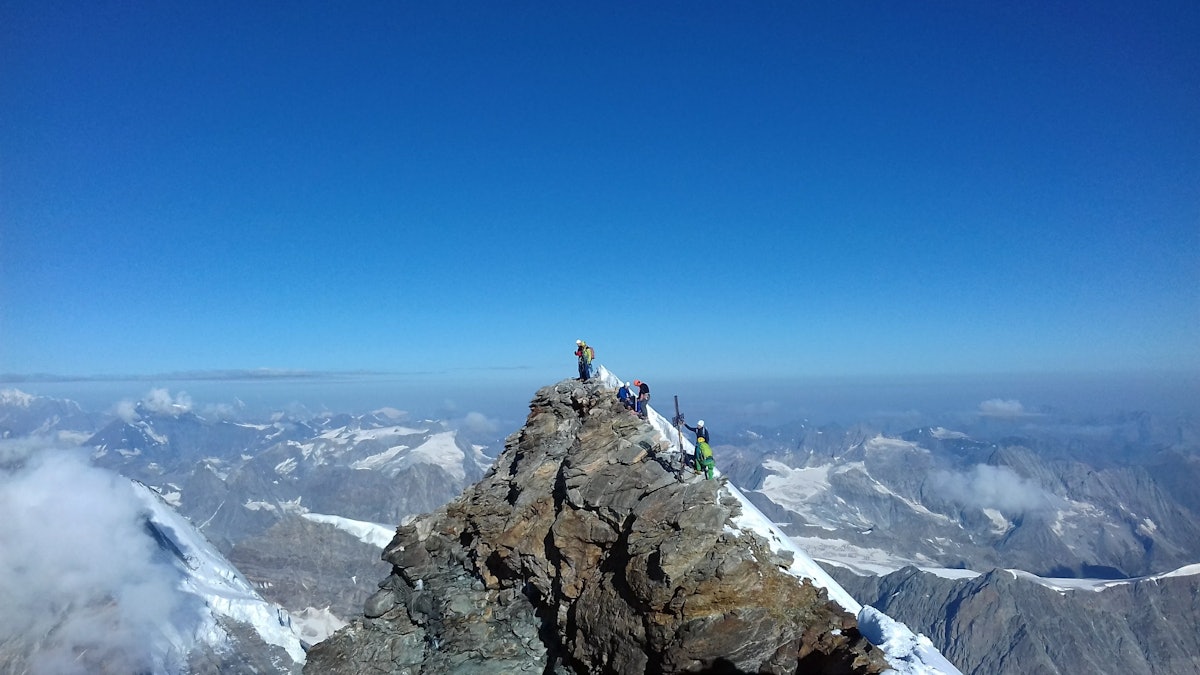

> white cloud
[374,406,408,422]
[114,399,140,423]
[929,464,1058,515]
[113,389,194,423]
[0,445,198,672]
[459,411,499,434]
[979,398,1026,417]
[141,388,192,415]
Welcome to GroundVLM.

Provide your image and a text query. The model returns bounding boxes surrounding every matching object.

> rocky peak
[306,379,889,674]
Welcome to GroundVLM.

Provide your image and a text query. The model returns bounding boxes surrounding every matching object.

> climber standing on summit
[682,419,715,478]
[574,339,594,381]
[634,379,650,419]
[683,419,710,446]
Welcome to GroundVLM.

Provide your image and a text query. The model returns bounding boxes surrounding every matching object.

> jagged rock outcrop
[307,379,889,674]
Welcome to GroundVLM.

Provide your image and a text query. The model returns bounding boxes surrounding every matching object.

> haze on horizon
[7,368,1197,442]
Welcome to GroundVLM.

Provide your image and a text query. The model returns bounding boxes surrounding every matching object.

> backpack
[585,346,595,362]
[695,440,715,478]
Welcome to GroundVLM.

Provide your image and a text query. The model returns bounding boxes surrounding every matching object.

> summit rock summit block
[306,379,889,674]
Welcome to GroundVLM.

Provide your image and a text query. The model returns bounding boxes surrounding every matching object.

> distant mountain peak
[0,388,36,407]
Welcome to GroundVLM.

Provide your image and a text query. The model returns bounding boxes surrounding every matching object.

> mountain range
[2,373,1198,673]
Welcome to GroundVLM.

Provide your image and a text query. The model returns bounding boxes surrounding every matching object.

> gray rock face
[306,380,889,674]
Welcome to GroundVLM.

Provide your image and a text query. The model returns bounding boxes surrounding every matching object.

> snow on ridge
[858,607,962,675]
[864,435,927,454]
[863,474,955,524]
[131,482,306,664]
[726,465,960,673]
[303,513,396,549]
[597,367,862,611]
[409,431,466,481]
[597,365,961,674]
[796,536,944,578]
[350,444,411,471]
[242,497,307,516]
[727,478,862,612]
[291,606,348,646]
[343,424,430,440]
[275,457,298,476]
[373,406,407,420]
[605,366,961,673]
[142,424,169,446]
[929,427,967,440]
[1160,563,1200,579]
[757,461,838,527]
[345,430,466,479]
[0,388,36,406]
[1010,561,1200,593]
[982,508,1011,534]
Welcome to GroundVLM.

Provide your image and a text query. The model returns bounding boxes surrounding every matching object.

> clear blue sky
[2,1,1198,385]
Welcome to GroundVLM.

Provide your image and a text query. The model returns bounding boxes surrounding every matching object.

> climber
[695,437,715,480]
[683,419,710,446]
[617,381,635,410]
[574,340,594,381]
[634,379,650,418]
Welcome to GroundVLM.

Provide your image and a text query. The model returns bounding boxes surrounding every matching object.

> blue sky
[2,1,1198,389]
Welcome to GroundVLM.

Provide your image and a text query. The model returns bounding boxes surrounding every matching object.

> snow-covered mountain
[7,380,1198,673]
[3,388,498,651]
[718,420,1200,580]
[0,447,303,673]
[0,387,100,439]
[80,400,495,640]
[831,562,1200,674]
[706,399,1200,674]
[131,480,306,669]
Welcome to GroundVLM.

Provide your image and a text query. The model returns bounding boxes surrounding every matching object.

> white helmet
[576,339,583,344]
[625,382,630,387]
[698,420,705,427]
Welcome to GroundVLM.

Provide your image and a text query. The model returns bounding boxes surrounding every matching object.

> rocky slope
[307,379,892,674]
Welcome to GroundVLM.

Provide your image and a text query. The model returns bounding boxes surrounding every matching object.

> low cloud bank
[0,443,196,673]
[114,388,194,422]
[458,411,499,435]
[929,464,1059,515]
[978,398,1026,417]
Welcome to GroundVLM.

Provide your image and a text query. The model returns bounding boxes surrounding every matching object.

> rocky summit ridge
[305,379,902,673]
